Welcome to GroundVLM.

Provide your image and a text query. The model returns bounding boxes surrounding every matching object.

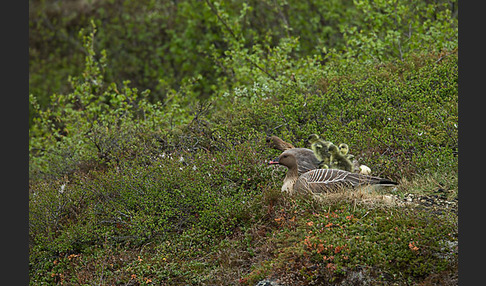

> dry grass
[306,186,402,209]
[395,172,458,201]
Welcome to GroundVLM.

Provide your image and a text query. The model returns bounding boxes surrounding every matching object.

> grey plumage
[283,148,321,175]
[269,150,397,194]
[294,168,395,193]
[265,136,322,175]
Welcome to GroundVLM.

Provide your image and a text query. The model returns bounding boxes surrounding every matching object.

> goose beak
[268,157,280,165]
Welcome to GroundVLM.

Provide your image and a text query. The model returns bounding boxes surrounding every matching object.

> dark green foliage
[216,52,457,181]
[29,1,457,284]
[29,139,275,283]
[29,0,457,127]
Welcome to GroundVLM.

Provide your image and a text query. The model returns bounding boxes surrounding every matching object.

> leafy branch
[204,0,277,81]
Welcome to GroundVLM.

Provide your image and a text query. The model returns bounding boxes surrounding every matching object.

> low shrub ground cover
[29,51,458,284]
[29,1,457,284]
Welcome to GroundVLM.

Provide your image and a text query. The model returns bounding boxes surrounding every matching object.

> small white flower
[179,156,184,163]
[192,165,197,171]
[59,184,66,194]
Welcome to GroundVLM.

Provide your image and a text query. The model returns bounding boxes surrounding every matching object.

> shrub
[29,3,457,284]
[29,0,457,119]
[213,50,457,180]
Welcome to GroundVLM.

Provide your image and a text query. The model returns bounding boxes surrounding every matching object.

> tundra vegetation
[29,0,458,284]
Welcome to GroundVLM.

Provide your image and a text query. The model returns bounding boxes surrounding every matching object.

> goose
[265,136,325,173]
[328,144,353,172]
[269,150,397,194]
[266,136,294,151]
[278,148,321,175]
[306,134,333,166]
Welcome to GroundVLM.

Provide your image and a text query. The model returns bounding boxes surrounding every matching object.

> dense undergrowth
[29,1,457,285]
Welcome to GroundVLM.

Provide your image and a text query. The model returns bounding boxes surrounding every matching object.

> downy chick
[338,143,372,174]
[306,134,333,167]
[338,143,354,160]
[328,143,353,172]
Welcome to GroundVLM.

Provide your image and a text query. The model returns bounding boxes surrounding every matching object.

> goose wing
[295,169,389,193]
[286,148,321,174]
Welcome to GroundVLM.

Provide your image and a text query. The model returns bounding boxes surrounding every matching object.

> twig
[271,0,290,38]
[204,0,277,81]
[361,211,370,220]
[40,14,87,56]
[266,123,288,136]
[435,52,452,64]
[204,0,237,38]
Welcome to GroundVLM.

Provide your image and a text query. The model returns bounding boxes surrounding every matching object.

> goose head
[269,151,298,169]
[266,136,294,151]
